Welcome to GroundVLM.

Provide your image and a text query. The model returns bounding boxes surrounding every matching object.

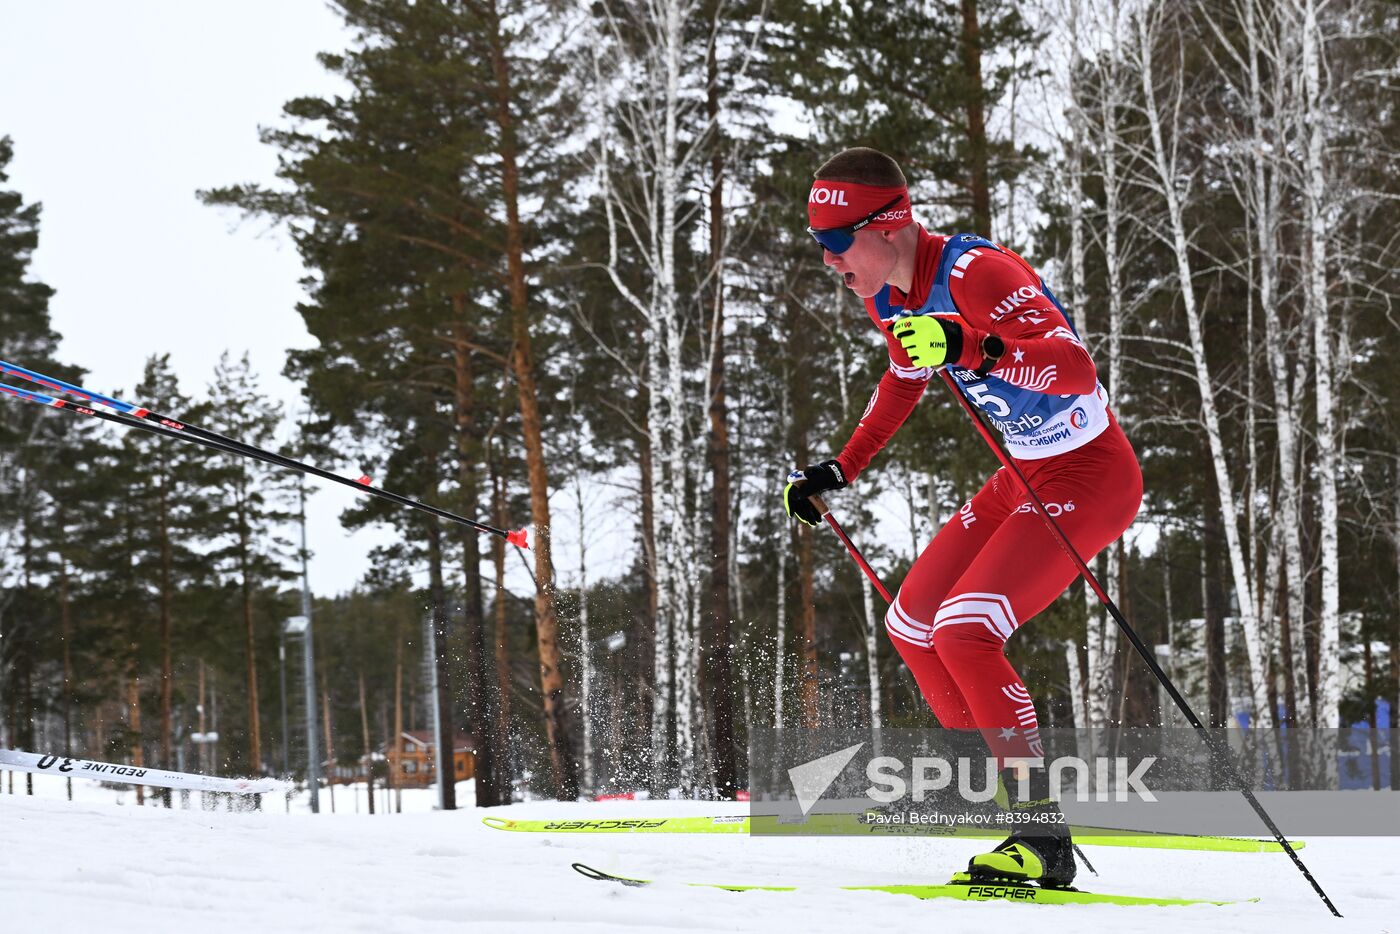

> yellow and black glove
[890,314,964,368]
[783,460,847,527]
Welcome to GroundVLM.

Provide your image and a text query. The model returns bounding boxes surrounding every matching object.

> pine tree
[126,356,219,802]
[201,0,585,800]
[0,135,65,757]
[203,353,295,774]
[774,0,1039,236]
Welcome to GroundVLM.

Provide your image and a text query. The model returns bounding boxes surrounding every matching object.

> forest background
[2,0,1398,806]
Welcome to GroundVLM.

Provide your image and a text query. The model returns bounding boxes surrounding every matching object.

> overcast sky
[0,2,516,598]
[0,2,636,609]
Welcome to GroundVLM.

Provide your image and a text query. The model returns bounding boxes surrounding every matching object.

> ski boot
[952,765,1076,889]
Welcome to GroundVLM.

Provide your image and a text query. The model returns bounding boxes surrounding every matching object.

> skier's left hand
[783,460,847,527]
[890,314,964,368]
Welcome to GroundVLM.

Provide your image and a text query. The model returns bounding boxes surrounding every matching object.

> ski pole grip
[808,494,832,518]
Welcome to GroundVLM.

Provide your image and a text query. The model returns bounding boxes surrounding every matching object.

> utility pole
[425,609,444,811]
[300,476,321,814]
[279,630,290,774]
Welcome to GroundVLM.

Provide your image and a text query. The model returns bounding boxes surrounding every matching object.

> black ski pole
[937,370,1340,917]
[809,494,892,602]
[0,371,528,548]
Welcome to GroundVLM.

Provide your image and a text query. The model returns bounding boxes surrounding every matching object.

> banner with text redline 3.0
[0,748,289,795]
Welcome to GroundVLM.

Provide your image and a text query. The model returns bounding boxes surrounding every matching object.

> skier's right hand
[783,459,848,527]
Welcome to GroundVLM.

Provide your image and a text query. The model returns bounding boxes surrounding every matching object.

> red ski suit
[837,228,1142,762]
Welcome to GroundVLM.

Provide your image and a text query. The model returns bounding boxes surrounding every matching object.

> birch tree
[573,468,594,793]
[1054,0,1114,731]
[1131,2,1273,727]
[1295,0,1341,729]
[1198,0,1311,724]
[591,0,706,789]
[591,0,765,792]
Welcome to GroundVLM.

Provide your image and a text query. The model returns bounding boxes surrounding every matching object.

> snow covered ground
[2,773,1397,933]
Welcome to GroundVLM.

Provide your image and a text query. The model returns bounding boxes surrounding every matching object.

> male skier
[783,147,1142,887]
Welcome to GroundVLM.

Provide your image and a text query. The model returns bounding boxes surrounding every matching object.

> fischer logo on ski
[544,819,670,831]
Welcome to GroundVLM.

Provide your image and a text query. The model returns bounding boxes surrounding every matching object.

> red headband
[807,181,913,230]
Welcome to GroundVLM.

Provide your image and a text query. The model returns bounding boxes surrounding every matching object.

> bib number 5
[967,383,1011,417]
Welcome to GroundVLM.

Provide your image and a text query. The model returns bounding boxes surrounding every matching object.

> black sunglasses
[807,196,904,254]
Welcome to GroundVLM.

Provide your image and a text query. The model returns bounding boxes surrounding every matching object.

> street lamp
[283,614,320,813]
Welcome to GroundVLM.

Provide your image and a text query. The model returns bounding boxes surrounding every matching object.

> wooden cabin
[385,729,475,788]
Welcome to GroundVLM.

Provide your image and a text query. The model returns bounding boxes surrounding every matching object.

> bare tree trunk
[772,372,792,729]
[656,0,699,796]
[959,0,992,237]
[393,617,403,813]
[127,670,144,805]
[58,520,73,801]
[797,521,817,729]
[1065,640,1087,730]
[638,391,660,661]
[1203,510,1228,729]
[1162,544,1175,726]
[1279,563,1301,728]
[451,308,498,807]
[1236,0,1300,719]
[795,425,819,728]
[1065,0,1087,346]
[1063,3,1113,729]
[634,387,669,793]
[704,54,737,797]
[1364,636,1380,789]
[1097,0,1128,423]
[860,556,882,728]
[1261,527,1284,728]
[827,295,883,730]
[1299,0,1341,729]
[774,514,789,729]
[1086,559,1116,729]
[646,375,674,795]
[1392,479,1400,791]
[197,661,208,777]
[1115,542,1157,727]
[321,672,336,814]
[157,469,174,807]
[592,0,734,795]
[359,671,375,815]
[574,470,594,796]
[426,518,457,810]
[491,463,513,803]
[1092,36,1129,713]
[378,702,391,814]
[487,0,576,798]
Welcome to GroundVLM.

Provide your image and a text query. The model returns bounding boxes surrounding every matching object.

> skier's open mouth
[843,272,855,288]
